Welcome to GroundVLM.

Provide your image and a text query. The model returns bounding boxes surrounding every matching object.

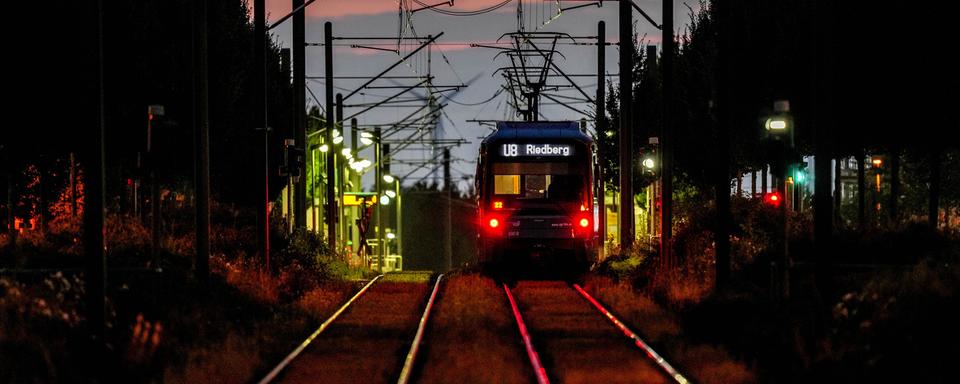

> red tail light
[764,192,782,208]
[489,218,500,228]
[579,218,589,227]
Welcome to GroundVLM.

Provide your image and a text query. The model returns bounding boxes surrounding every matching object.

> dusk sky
[258,0,694,190]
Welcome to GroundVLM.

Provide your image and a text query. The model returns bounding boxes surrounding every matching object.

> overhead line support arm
[342,33,443,101]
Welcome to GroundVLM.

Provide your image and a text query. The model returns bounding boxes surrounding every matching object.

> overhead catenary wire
[412,0,512,16]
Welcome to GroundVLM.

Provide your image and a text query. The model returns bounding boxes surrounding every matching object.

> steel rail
[572,284,690,384]
[257,275,384,384]
[396,274,445,384]
[503,284,551,384]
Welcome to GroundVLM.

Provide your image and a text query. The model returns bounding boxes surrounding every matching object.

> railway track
[504,281,690,384]
[258,273,688,384]
[258,272,443,384]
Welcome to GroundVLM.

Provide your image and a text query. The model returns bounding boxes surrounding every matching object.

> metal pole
[70,152,77,217]
[662,0,675,268]
[336,93,345,249]
[618,0,634,250]
[195,0,210,284]
[149,112,160,259]
[6,171,13,242]
[396,181,402,261]
[857,150,866,230]
[85,0,107,371]
[444,148,452,271]
[375,126,383,273]
[254,0,270,271]
[712,0,730,286]
[834,157,841,219]
[929,150,941,228]
[596,20,606,257]
[890,147,900,226]
[325,22,337,250]
[351,119,359,252]
[293,0,307,229]
[762,164,768,194]
[644,45,657,244]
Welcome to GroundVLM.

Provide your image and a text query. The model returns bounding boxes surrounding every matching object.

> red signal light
[764,192,782,207]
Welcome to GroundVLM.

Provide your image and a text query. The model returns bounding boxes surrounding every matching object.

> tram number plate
[501,143,573,157]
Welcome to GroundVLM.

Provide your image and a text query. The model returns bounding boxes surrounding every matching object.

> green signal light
[794,170,805,183]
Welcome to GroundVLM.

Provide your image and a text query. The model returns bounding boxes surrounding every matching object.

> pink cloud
[263,0,511,22]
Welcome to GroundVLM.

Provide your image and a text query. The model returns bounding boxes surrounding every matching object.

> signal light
[764,192,782,208]
[488,218,499,228]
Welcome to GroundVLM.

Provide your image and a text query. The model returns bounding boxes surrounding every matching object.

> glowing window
[494,175,520,195]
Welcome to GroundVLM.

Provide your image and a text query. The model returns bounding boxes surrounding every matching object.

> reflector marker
[572,284,690,384]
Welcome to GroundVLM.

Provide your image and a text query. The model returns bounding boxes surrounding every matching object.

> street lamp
[763,99,793,301]
[360,131,374,146]
[382,174,402,265]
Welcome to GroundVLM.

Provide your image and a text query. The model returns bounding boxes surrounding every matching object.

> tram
[475,121,599,274]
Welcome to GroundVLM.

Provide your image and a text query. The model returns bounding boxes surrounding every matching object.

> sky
[260,0,695,191]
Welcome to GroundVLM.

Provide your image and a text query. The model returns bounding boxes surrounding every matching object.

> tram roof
[482,121,594,144]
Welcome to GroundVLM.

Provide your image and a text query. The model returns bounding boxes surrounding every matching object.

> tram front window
[492,162,583,202]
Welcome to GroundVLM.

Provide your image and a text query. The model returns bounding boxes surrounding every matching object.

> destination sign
[500,143,573,157]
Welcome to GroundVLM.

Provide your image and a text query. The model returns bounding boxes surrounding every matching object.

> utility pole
[645,45,657,245]
[929,150,941,228]
[195,0,210,284]
[324,22,336,251]
[618,0,634,251]
[6,170,13,242]
[148,105,161,260]
[889,146,900,226]
[713,0,730,286]
[857,150,866,230]
[596,20,606,256]
[662,0,675,269]
[813,0,835,280]
[293,0,307,230]
[762,165,768,194]
[85,0,107,372]
[351,119,359,249]
[834,156,842,223]
[69,152,77,217]
[336,93,345,246]
[375,126,383,273]
[254,0,270,271]
[444,147,452,271]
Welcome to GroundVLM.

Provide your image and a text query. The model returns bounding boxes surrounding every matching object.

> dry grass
[294,281,362,321]
[213,255,279,305]
[163,332,265,383]
[583,275,680,342]
[583,275,755,384]
[415,273,532,383]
